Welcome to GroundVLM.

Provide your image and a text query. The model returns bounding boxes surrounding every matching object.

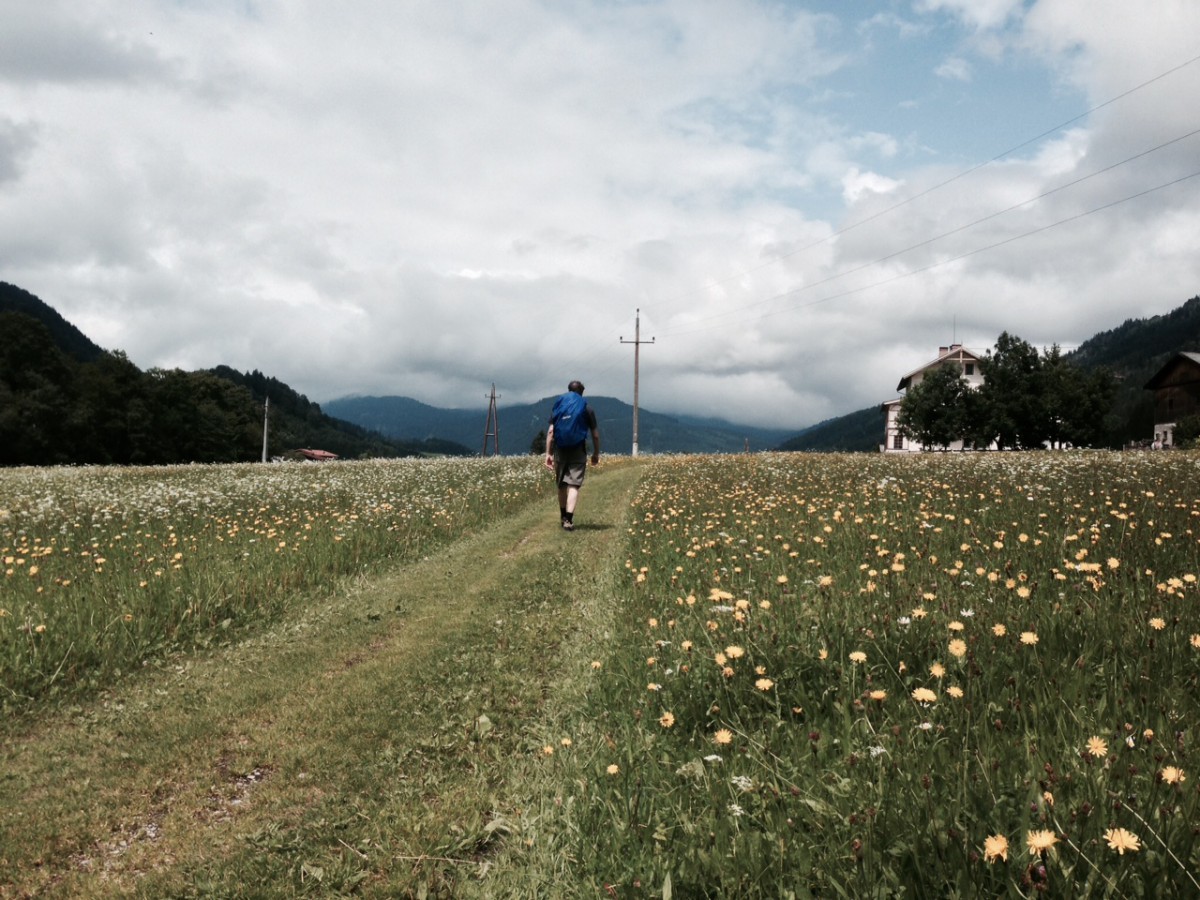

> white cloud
[1,0,1199,437]
[935,56,973,82]
[917,0,1024,32]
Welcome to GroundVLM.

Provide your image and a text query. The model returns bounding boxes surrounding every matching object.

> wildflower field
[0,457,548,714]
[526,451,1200,897]
[4,451,1200,897]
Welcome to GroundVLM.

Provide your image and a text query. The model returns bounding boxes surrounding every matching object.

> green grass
[512,451,1200,897]
[5,451,1200,897]
[0,457,547,713]
[0,458,644,897]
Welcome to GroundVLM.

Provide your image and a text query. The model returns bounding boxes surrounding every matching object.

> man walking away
[545,380,600,531]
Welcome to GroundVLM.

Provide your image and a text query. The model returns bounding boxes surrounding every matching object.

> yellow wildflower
[1026,830,1058,854]
[1161,766,1186,785]
[983,834,1008,863]
[1086,736,1108,758]
[1104,828,1141,855]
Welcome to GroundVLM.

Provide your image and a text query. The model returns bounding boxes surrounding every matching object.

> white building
[881,344,985,452]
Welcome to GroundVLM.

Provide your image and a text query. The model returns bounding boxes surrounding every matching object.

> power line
[535,50,1200,401]
[648,50,1200,319]
[655,123,1200,337]
[663,166,1200,337]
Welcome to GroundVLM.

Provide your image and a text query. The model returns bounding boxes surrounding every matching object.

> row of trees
[0,312,408,466]
[896,332,1117,450]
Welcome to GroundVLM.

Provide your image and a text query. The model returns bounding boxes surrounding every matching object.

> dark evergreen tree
[70,351,153,464]
[1040,345,1116,448]
[0,312,76,465]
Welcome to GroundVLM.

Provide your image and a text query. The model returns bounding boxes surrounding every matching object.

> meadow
[0,457,547,714]
[513,451,1200,898]
[3,451,1200,897]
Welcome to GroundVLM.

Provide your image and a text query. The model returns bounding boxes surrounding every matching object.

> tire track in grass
[0,460,645,898]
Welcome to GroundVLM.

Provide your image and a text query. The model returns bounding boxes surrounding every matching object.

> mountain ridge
[323,394,796,455]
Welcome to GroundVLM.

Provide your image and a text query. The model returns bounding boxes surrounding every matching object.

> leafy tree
[978,332,1048,450]
[530,430,547,455]
[1173,414,1200,448]
[897,363,972,450]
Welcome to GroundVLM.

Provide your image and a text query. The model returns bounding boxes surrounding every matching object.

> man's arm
[590,427,600,465]
[544,424,555,469]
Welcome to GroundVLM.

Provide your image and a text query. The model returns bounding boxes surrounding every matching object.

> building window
[964,363,974,376]
[892,434,904,450]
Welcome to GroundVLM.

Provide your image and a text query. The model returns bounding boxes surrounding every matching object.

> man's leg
[558,484,580,529]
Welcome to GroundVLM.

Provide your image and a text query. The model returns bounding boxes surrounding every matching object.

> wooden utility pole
[482,384,501,456]
[620,309,654,457]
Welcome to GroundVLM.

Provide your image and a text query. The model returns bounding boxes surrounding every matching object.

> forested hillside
[777,407,884,452]
[0,284,453,466]
[1065,295,1200,446]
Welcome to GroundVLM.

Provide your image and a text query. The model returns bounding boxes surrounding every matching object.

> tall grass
[0,457,549,713]
[532,451,1200,897]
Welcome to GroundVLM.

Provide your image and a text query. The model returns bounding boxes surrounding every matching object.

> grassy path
[0,460,644,898]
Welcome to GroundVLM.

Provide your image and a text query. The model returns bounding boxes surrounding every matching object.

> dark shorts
[554,443,588,488]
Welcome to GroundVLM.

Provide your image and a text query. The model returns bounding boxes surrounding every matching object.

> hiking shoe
[561,519,574,531]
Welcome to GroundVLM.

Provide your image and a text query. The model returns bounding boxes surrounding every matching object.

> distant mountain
[0,281,105,363]
[1068,296,1200,372]
[777,406,884,453]
[0,283,440,465]
[324,395,796,455]
[1063,295,1200,446]
[208,368,473,459]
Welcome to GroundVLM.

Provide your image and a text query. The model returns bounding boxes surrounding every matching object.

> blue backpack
[551,392,590,449]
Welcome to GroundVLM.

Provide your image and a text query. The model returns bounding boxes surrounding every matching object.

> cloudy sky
[3,0,1199,431]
